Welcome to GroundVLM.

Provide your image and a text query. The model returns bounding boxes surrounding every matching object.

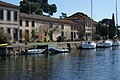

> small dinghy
[21,44,48,55]
[22,49,46,55]
[49,48,69,54]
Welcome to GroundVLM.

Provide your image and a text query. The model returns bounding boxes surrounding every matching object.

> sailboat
[81,0,96,49]
[112,0,120,46]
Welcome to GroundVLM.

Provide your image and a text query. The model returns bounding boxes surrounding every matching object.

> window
[71,26,73,30]
[7,10,11,21]
[14,11,17,21]
[20,20,22,26]
[0,9,3,20]
[61,31,64,37]
[32,21,35,27]
[7,28,11,34]
[74,32,76,38]
[45,32,47,36]
[61,24,64,29]
[25,20,29,27]
[49,23,52,28]
[71,32,73,41]
[19,30,22,38]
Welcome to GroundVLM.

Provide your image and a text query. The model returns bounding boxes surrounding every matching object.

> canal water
[0,47,120,80]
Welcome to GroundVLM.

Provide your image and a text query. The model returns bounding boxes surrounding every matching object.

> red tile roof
[20,13,77,25]
[0,1,19,9]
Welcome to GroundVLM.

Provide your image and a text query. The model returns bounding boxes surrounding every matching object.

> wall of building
[0,6,19,42]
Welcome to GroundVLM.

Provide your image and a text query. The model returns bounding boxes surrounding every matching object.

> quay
[57,42,82,49]
[0,42,82,56]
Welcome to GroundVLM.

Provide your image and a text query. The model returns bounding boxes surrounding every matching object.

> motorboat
[112,39,120,46]
[21,44,48,55]
[49,47,69,54]
[81,41,96,49]
[96,40,113,48]
[22,49,46,55]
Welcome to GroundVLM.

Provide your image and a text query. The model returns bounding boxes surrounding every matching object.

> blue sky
[2,0,120,24]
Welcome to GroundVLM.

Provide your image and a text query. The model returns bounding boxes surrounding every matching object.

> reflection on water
[0,47,120,80]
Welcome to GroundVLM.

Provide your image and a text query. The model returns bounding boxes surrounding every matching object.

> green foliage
[59,12,67,18]
[19,0,57,16]
[100,14,116,39]
[0,30,11,44]
[96,23,109,37]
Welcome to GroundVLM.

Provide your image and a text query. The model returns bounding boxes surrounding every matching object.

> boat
[96,40,113,48]
[22,49,46,55]
[80,0,96,49]
[81,41,96,49]
[112,39,120,46]
[49,48,69,54]
[21,44,48,55]
[112,0,120,46]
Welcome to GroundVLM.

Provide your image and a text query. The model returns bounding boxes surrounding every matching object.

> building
[65,12,97,40]
[19,13,79,42]
[0,1,97,43]
[0,1,19,42]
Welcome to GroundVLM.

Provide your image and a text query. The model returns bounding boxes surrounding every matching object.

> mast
[115,0,118,36]
[91,0,93,40]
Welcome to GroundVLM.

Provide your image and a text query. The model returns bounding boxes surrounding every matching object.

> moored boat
[81,41,96,49]
[21,44,48,55]
[112,39,120,46]
[96,40,112,48]
[49,48,69,54]
[22,49,46,55]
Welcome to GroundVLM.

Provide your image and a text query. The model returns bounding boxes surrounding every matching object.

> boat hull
[112,41,120,46]
[21,49,46,55]
[97,40,112,48]
[81,42,96,49]
[49,48,69,53]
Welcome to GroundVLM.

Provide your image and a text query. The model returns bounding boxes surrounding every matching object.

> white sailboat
[96,40,113,48]
[112,39,120,46]
[81,0,96,49]
[112,0,120,46]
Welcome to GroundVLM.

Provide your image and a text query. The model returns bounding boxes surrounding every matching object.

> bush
[0,30,11,44]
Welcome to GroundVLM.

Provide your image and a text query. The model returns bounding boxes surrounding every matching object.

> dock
[57,42,82,49]
[0,42,82,56]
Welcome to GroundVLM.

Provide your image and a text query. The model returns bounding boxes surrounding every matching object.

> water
[0,47,120,80]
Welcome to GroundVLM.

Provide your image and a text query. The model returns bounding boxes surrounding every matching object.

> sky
[1,0,120,24]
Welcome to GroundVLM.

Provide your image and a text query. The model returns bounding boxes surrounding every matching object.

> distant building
[0,1,19,42]
[19,13,79,42]
[65,12,97,40]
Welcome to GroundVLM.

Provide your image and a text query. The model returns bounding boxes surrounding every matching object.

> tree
[96,23,109,39]
[100,14,116,39]
[110,13,116,38]
[59,12,67,19]
[19,0,57,16]
[47,24,60,41]
[0,30,11,44]
[36,24,48,42]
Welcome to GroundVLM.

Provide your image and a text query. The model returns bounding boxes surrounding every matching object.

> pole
[91,0,93,40]
[115,0,118,36]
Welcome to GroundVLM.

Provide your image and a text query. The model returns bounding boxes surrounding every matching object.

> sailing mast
[91,0,93,40]
[115,0,118,36]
